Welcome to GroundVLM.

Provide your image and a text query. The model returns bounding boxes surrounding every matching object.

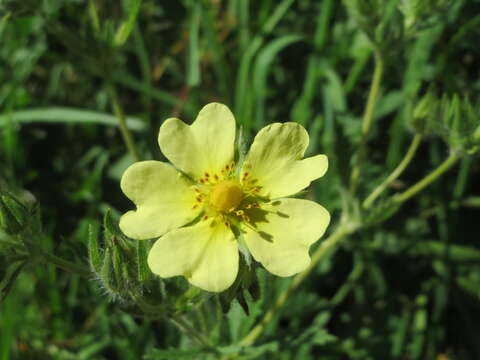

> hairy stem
[363,134,422,209]
[41,251,91,277]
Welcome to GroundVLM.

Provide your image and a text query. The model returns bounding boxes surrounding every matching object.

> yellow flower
[119,103,330,292]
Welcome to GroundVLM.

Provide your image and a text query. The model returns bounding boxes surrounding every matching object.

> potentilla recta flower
[119,103,330,292]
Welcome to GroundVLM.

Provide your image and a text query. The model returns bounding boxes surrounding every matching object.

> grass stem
[108,85,141,162]
[350,50,384,194]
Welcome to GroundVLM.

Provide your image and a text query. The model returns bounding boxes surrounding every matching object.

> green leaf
[253,34,303,128]
[88,224,102,273]
[100,248,113,290]
[186,1,201,86]
[88,0,100,33]
[0,193,29,235]
[413,241,480,262]
[103,209,127,244]
[311,329,338,345]
[0,107,146,131]
[114,0,143,47]
[144,348,208,359]
[136,240,150,282]
[0,260,25,303]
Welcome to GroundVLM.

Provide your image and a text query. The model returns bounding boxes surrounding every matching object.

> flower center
[209,180,243,212]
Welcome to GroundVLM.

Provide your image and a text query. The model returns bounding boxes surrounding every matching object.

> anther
[204,172,210,178]
[203,215,209,221]
[235,210,244,216]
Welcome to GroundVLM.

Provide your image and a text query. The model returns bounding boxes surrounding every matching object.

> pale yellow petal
[119,161,200,239]
[243,198,330,277]
[148,219,239,292]
[158,103,236,180]
[241,123,328,199]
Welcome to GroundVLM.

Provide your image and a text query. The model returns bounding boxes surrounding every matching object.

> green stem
[350,50,384,194]
[108,85,140,162]
[238,223,356,347]
[41,251,91,278]
[363,134,422,209]
[393,153,459,204]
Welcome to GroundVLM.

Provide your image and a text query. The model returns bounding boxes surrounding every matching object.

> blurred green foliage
[1,0,480,359]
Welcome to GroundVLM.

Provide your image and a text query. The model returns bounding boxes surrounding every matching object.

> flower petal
[148,219,239,292]
[158,103,236,180]
[119,161,200,239]
[241,123,328,199]
[243,198,330,277]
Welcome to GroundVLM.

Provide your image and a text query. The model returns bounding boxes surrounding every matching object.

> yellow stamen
[209,180,243,212]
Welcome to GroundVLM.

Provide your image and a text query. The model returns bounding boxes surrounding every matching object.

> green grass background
[1,0,480,359]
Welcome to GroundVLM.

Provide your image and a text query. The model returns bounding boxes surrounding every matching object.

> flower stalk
[41,250,91,278]
[393,152,459,204]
